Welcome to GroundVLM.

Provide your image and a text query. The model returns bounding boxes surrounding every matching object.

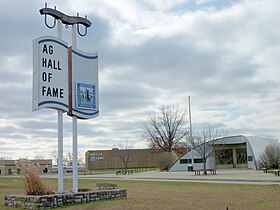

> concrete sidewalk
[79,169,280,185]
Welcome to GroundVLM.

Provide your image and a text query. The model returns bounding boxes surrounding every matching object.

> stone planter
[5,189,127,209]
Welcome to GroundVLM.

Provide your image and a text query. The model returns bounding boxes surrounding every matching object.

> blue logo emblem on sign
[76,83,96,110]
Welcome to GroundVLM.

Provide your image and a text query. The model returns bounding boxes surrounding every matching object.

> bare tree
[77,151,85,165]
[34,154,45,160]
[144,105,187,154]
[51,150,84,166]
[187,125,225,174]
[64,152,73,166]
[50,150,58,165]
[258,141,280,169]
[113,141,134,171]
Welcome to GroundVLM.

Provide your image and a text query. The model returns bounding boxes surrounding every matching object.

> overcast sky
[1,0,280,160]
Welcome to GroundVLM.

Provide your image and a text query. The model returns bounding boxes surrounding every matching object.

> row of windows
[1,168,49,175]
[180,159,203,164]
[180,154,253,165]
[6,169,20,175]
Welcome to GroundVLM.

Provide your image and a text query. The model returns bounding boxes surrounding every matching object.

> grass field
[1,177,280,210]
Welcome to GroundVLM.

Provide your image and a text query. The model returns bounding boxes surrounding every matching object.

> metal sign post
[34,3,97,193]
[71,21,78,193]
[56,18,64,194]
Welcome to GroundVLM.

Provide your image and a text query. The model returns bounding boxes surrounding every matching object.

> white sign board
[33,36,69,112]
[69,47,99,119]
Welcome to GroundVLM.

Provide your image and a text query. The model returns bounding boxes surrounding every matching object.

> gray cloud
[1,0,280,159]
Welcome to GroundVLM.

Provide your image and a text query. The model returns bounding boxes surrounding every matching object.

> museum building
[169,135,274,171]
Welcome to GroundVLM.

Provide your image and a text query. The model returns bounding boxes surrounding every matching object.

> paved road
[68,169,280,185]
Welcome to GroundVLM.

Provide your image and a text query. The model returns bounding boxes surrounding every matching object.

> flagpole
[188,96,192,140]
[188,96,194,169]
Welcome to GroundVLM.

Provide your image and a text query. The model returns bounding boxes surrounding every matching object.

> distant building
[52,164,85,173]
[85,148,188,170]
[169,135,275,171]
[0,159,52,176]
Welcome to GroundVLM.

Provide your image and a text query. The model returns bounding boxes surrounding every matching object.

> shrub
[159,152,177,171]
[15,159,53,195]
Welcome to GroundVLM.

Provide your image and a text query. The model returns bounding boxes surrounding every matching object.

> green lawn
[1,177,280,210]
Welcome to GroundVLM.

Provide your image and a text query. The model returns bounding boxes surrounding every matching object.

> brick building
[85,148,188,170]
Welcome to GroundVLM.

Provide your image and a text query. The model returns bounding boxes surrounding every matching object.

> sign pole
[57,18,64,193]
[58,110,64,193]
[72,21,78,193]
[72,116,78,192]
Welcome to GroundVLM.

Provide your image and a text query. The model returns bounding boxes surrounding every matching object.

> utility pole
[188,96,192,140]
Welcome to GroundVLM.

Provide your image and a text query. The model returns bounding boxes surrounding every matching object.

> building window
[236,148,247,164]
[180,159,187,164]
[215,149,233,165]
[194,159,203,163]
[247,156,253,161]
[180,159,192,164]
[0,169,1,175]
[8,169,12,175]
[17,169,20,175]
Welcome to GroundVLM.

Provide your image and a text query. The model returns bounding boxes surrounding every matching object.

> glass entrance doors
[215,146,247,169]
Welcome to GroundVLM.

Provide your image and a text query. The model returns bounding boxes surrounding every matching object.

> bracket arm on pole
[40,8,92,28]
